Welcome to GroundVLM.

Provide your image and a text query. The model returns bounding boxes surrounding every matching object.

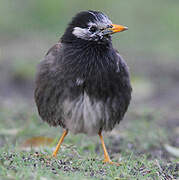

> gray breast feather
[62,92,111,135]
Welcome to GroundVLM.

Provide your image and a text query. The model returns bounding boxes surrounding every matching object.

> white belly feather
[63,92,109,135]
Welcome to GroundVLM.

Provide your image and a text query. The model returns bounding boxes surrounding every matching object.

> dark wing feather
[46,42,62,56]
[115,49,132,111]
[105,49,132,129]
[34,42,65,127]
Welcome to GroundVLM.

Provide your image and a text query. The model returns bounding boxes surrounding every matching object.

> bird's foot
[103,159,121,166]
[52,147,61,158]
[52,152,57,158]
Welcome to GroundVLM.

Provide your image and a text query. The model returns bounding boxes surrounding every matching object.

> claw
[103,159,121,166]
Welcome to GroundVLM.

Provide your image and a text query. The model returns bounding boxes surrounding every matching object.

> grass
[0,146,177,180]
[0,102,178,179]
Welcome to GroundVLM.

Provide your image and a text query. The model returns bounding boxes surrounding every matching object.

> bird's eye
[89,26,98,33]
[107,25,113,28]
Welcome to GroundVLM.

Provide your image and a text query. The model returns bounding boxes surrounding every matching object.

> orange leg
[52,129,68,157]
[98,132,120,166]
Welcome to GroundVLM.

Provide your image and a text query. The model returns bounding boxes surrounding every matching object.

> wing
[115,49,130,76]
[115,49,132,108]
[34,42,65,127]
[46,42,62,56]
[105,49,132,129]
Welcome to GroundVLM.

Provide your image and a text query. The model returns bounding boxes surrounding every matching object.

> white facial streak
[72,27,91,40]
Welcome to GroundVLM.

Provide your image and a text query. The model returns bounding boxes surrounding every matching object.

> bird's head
[61,10,128,45]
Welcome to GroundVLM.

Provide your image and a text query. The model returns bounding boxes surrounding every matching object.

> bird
[34,10,132,165]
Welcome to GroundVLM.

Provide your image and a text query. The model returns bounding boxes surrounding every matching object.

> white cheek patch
[72,27,91,40]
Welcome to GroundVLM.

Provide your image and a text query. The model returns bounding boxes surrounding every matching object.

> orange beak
[110,24,128,34]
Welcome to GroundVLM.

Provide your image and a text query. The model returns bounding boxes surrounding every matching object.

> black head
[61,10,128,44]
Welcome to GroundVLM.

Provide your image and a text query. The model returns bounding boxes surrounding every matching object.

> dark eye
[89,26,97,33]
[107,25,113,28]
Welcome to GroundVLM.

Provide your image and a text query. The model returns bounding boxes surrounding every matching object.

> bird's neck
[63,38,112,50]
[61,41,116,79]
[63,39,113,59]
[62,40,113,64]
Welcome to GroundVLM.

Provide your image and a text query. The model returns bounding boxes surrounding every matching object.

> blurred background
[0,0,178,160]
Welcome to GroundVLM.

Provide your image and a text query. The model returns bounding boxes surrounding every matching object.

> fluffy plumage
[34,10,132,136]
